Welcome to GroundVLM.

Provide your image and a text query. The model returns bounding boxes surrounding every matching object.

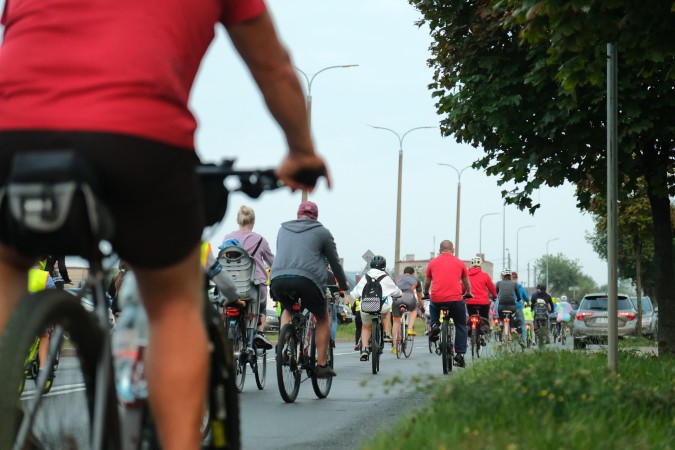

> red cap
[297,201,318,219]
[511,271,518,278]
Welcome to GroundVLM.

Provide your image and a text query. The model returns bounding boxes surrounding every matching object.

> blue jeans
[429,300,467,354]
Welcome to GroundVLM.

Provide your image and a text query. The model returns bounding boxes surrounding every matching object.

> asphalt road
[19,330,573,449]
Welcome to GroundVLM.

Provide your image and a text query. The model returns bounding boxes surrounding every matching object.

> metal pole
[502,203,506,271]
[479,212,499,255]
[607,43,619,373]
[395,148,403,276]
[295,64,358,203]
[455,180,461,256]
[372,125,435,275]
[546,238,559,292]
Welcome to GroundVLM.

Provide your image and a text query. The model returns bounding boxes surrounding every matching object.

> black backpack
[360,274,387,313]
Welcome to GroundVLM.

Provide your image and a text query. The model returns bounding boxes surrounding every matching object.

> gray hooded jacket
[270,219,348,293]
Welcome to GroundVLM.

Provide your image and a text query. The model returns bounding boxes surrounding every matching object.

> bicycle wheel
[0,291,120,450]
[561,326,567,346]
[396,322,404,359]
[441,321,453,374]
[310,327,333,399]
[402,323,414,359]
[428,336,437,354]
[276,324,301,403]
[371,319,380,374]
[253,343,266,391]
[227,320,246,393]
[203,300,241,449]
[470,329,478,359]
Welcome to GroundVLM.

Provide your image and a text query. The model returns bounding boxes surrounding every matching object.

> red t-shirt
[0,0,266,149]
[466,267,497,305]
[425,253,468,302]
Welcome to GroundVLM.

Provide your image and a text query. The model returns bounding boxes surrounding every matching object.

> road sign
[362,250,374,264]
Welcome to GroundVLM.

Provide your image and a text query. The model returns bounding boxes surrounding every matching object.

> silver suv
[630,296,657,340]
[572,293,637,350]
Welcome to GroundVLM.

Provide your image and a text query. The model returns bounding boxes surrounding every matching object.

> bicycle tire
[0,291,120,450]
[396,322,403,359]
[441,320,452,374]
[203,299,241,450]
[561,326,567,346]
[470,329,478,359]
[253,343,266,391]
[371,318,380,374]
[227,320,247,393]
[309,327,333,399]
[402,322,414,359]
[276,324,300,403]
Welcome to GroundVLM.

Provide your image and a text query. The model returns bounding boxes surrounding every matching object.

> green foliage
[365,350,675,450]
[533,252,598,298]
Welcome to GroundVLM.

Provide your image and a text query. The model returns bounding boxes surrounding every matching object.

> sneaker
[407,329,417,336]
[429,325,440,342]
[354,343,359,351]
[384,334,393,343]
[314,364,336,378]
[254,332,274,350]
[360,351,369,361]
[453,353,466,368]
[479,336,486,347]
[424,330,430,336]
[391,347,398,355]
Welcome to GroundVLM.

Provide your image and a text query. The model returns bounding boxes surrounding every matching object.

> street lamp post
[371,125,435,275]
[516,225,535,275]
[437,163,472,258]
[295,64,358,202]
[479,212,500,256]
[546,238,560,291]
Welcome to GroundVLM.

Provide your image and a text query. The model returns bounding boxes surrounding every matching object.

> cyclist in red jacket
[466,256,497,346]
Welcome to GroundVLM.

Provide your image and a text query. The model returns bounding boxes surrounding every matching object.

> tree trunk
[633,235,642,337]
[646,191,674,357]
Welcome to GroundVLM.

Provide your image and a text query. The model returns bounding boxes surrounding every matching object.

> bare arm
[227,11,330,191]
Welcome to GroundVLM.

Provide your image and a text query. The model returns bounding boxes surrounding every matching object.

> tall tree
[409,0,675,356]
[534,253,598,300]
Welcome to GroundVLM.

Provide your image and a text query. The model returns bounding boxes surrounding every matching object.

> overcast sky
[0,0,609,288]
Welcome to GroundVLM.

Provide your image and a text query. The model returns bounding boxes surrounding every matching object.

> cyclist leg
[516,307,526,345]
[135,245,207,450]
[448,300,468,355]
[359,311,372,360]
[391,298,403,350]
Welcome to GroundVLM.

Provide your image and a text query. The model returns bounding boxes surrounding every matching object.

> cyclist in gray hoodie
[270,201,348,378]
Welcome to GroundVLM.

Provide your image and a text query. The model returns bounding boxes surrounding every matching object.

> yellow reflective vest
[28,268,50,293]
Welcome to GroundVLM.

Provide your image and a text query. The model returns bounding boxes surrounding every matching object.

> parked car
[264,302,280,333]
[572,293,637,350]
[630,296,657,340]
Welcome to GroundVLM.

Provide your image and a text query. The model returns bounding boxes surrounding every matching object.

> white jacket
[351,268,402,308]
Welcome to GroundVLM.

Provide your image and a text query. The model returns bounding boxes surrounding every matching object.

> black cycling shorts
[270,276,327,319]
[0,131,204,268]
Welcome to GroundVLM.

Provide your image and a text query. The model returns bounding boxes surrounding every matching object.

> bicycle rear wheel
[470,329,478,359]
[253,343,266,391]
[371,319,380,374]
[310,328,333,399]
[396,322,404,359]
[276,324,300,403]
[0,291,120,450]
[440,321,452,374]
[227,320,247,393]
[402,324,414,358]
[203,299,241,450]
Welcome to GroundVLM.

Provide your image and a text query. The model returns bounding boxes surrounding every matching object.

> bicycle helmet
[500,268,511,277]
[471,256,482,267]
[370,255,386,270]
[561,295,567,302]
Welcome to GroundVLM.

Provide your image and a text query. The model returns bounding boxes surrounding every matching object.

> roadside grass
[620,336,657,348]
[364,349,674,450]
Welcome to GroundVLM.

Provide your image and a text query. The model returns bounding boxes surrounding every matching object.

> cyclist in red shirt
[424,240,472,367]
[0,2,328,449]
[466,256,497,346]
